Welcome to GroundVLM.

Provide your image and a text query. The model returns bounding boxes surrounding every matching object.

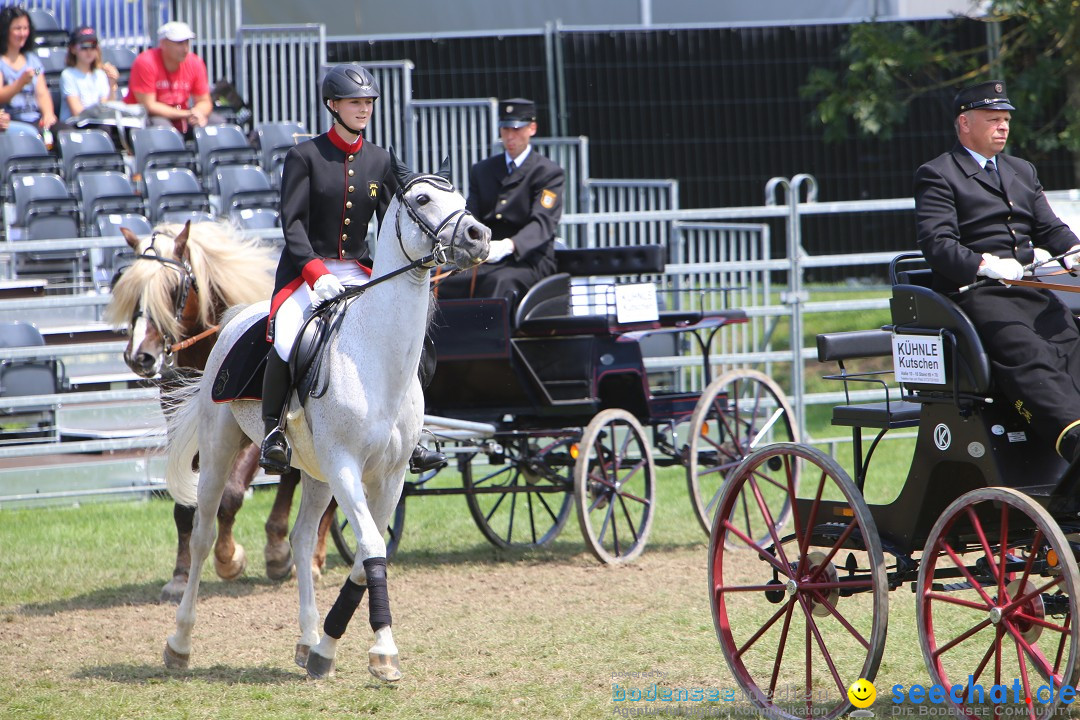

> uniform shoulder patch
[541,189,558,209]
[368,181,380,198]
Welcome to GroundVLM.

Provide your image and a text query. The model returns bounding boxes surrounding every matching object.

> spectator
[59,26,119,123]
[124,20,222,137]
[435,97,564,307]
[0,6,58,132]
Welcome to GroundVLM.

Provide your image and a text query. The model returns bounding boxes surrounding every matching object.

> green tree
[802,0,1080,180]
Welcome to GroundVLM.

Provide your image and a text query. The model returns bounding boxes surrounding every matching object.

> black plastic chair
[58,129,126,187]
[193,123,258,192]
[12,172,79,228]
[75,171,144,235]
[255,121,306,178]
[0,321,66,442]
[214,164,276,214]
[0,133,59,202]
[228,206,280,230]
[27,9,68,48]
[143,168,211,224]
[131,126,197,182]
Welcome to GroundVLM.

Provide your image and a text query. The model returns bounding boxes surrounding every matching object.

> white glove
[484,238,515,264]
[1064,245,1080,272]
[312,274,345,301]
[977,253,1024,283]
[1029,247,1055,276]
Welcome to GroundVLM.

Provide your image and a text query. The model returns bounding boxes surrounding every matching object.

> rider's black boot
[409,444,447,473]
[260,351,292,475]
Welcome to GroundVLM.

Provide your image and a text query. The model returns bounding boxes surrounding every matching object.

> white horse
[161,155,490,680]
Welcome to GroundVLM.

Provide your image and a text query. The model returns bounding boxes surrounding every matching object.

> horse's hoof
[160,576,187,604]
[368,652,402,683]
[215,543,247,581]
[265,545,294,581]
[163,641,190,670]
[306,650,335,679]
[294,643,310,669]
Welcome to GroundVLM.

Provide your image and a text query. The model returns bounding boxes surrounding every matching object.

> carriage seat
[514,245,668,336]
[816,329,921,429]
[889,284,993,398]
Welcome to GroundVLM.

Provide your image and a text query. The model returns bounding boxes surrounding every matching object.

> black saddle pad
[211,316,270,402]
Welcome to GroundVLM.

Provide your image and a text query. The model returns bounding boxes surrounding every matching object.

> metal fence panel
[410,98,498,189]
[236,25,325,131]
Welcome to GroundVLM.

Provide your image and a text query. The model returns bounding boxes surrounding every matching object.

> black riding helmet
[323,64,380,135]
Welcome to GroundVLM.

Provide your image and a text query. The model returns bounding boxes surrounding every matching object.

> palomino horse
[162,156,489,679]
[104,221,336,602]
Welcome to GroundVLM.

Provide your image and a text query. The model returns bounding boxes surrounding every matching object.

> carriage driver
[435,97,565,306]
[260,63,446,475]
[915,79,1080,465]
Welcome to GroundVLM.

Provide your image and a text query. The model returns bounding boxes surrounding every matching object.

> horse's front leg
[264,465,301,581]
[290,471,333,671]
[163,471,227,670]
[308,465,401,682]
[213,444,256,580]
[161,503,194,603]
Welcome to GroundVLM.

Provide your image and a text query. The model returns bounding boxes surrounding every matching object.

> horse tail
[163,373,204,507]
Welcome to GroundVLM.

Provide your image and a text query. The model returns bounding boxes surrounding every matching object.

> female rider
[260,63,445,475]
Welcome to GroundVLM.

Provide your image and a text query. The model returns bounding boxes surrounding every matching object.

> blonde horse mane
[105,221,277,341]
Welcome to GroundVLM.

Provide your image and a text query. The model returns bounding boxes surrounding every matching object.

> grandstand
[0,0,690,505]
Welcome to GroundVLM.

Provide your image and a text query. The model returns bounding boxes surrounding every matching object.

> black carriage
[708,252,1080,720]
[332,245,797,564]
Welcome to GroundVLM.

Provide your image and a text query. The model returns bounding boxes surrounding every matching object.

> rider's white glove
[312,273,345,301]
[1064,245,1080,272]
[484,238,515,264]
[1029,247,1054,276]
[977,253,1024,283]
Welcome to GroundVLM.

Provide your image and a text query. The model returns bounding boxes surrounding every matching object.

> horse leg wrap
[364,557,392,632]
[323,578,366,639]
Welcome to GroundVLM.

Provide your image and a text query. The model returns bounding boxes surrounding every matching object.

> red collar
[327,128,363,153]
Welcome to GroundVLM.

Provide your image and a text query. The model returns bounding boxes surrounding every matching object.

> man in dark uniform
[436,97,564,306]
[915,79,1080,463]
[260,63,444,474]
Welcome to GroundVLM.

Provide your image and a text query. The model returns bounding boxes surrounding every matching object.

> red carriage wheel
[917,487,1080,719]
[709,443,887,720]
[687,369,799,537]
[574,408,656,564]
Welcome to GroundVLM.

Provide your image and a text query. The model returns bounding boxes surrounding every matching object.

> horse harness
[119,233,218,367]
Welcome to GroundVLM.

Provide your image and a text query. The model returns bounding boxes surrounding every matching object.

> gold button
[341,234,348,241]
[348,185,355,193]
[348,154,354,161]
[495,213,502,219]
[348,169,355,176]
[346,201,353,208]
[344,218,351,225]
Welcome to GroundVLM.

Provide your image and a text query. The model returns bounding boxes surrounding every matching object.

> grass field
[4,285,1062,719]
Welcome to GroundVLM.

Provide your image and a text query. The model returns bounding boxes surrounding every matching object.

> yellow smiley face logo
[848,678,876,709]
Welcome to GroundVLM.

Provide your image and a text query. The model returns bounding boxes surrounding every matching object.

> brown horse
[104,221,336,602]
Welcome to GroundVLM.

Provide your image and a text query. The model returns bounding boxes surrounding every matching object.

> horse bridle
[119,233,212,366]
[393,173,473,269]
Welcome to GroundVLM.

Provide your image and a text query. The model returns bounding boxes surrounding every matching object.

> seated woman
[0,7,57,134]
[59,26,119,124]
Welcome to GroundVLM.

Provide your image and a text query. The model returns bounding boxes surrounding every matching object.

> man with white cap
[124,20,222,136]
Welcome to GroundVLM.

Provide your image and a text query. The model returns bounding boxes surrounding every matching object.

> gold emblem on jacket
[541,189,557,209]
[369,182,379,198]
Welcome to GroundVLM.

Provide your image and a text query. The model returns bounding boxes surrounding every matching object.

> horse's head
[105,222,203,378]
[390,152,490,271]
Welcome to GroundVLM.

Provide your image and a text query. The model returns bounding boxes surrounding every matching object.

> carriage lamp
[1046,547,1060,571]
[570,443,580,460]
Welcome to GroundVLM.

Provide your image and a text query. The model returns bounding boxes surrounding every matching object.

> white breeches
[272,259,371,361]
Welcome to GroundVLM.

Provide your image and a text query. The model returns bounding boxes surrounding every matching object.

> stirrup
[260,428,292,475]
[409,444,447,473]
